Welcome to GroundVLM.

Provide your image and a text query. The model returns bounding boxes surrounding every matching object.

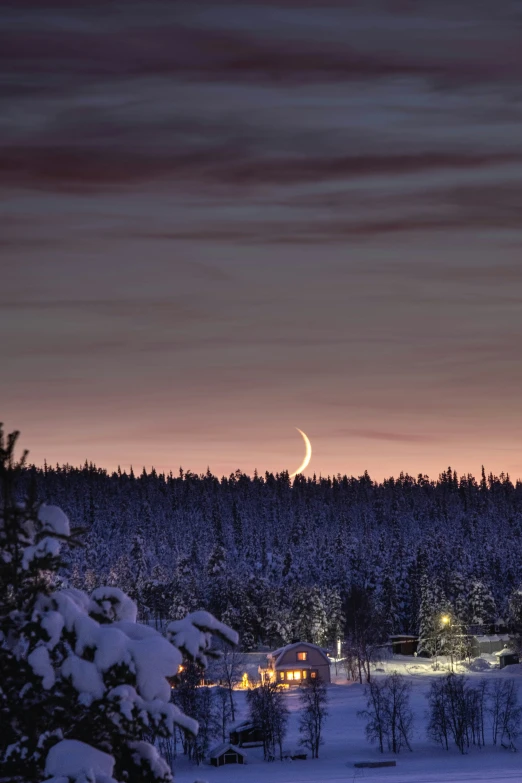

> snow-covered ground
[174,656,522,783]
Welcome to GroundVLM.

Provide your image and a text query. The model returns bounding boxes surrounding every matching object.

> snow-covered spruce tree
[468,580,496,629]
[0,426,238,783]
[416,574,447,657]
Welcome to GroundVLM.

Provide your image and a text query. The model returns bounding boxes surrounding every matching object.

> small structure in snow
[496,647,520,669]
[259,641,331,685]
[229,720,264,747]
[390,634,418,656]
[209,743,247,767]
[470,633,512,657]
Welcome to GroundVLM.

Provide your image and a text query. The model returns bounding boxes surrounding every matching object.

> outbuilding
[229,721,264,747]
[390,634,418,656]
[209,743,247,767]
[470,634,511,657]
[496,648,520,669]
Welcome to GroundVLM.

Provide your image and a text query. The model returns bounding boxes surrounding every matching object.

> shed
[229,721,264,747]
[209,743,247,767]
[390,635,418,656]
[496,648,520,669]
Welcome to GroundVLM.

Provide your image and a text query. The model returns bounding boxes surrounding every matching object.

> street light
[440,615,454,670]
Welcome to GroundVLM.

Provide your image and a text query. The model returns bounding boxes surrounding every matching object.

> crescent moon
[289,428,312,478]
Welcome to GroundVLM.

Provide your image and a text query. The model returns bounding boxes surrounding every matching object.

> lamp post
[440,615,451,671]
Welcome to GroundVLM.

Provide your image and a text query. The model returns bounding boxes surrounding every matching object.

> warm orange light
[441,615,450,625]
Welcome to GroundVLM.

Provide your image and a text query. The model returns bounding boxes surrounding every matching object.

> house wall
[275,644,331,683]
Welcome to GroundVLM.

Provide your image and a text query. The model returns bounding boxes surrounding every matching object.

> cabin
[496,648,520,669]
[390,635,418,656]
[259,641,331,685]
[229,721,264,748]
[209,743,247,767]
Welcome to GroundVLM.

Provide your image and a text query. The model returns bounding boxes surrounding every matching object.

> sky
[2,0,522,481]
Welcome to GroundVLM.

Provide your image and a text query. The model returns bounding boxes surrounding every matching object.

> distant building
[259,641,331,685]
[470,634,511,657]
[229,721,264,748]
[496,648,520,669]
[390,635,418,656]
[209,743,247,767]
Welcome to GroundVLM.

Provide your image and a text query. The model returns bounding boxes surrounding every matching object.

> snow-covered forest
[17,463,522,647]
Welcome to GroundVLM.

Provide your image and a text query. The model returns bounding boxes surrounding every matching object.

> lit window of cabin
[297,652,308,661]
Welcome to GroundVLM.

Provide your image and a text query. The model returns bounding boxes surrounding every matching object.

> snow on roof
[231,720,258,732]
[390,634,418,639]
[269,641,329,662]
[209,743,247,759]
[473,634,511,643]
[496,648,518,657]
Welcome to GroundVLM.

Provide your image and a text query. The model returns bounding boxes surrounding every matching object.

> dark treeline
[13,463,522,649]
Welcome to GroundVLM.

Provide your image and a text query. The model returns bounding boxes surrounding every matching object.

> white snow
[90,586,137,623]
[172,656,522,783]
[62,655,105,703]
[22,536,61,569]
[44,740,116,782]
[27,646,55,690]
[38,504,70,537]
[167,610,239,665]
[130,740,171,779]
[129,634,182,702]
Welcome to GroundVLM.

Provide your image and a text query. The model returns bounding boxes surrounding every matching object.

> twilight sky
[2,0,522,480]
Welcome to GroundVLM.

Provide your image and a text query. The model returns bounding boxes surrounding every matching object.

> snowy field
[174,657,522,783]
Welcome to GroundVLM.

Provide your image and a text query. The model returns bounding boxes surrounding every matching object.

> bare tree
[359,679,387,753]
[344,587,387,683]
[427,679,450,750]
[427,674,490,755]
[246,683,289,761]
[359,673,413,754]
[489,679,522,750]
[208,641,247,721]
[385,673,414,753]
[298,677,329,758]
[214,685,233,743]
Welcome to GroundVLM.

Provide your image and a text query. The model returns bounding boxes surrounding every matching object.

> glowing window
[297,652,308,661]
[287,671,294,681]
[302,670,308,679]
[310,671,317,679]
[278,672,284,680]
[293,671,301,680]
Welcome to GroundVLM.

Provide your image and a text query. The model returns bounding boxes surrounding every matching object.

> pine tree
[0,426,238,783]
[469,580,497,629]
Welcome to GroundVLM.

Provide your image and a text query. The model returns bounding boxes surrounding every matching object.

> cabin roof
[209,743,247,759]
[269,641,330,663]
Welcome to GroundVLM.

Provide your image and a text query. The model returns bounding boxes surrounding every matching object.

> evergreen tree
[468,580,497,629]
[0,426,238,783]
